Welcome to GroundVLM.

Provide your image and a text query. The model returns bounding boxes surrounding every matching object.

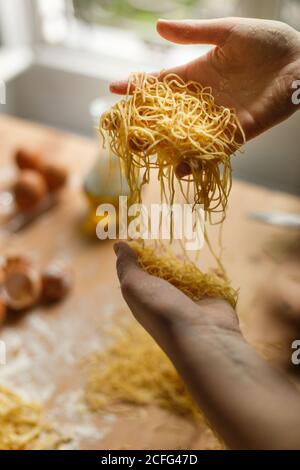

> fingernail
[109,83,117,91]
[158,18,174,23]
[175,161,191,179]
[110,80,126,89]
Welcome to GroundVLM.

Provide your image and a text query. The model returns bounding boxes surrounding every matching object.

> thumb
[157,18,235,46]
[114,242,141,284]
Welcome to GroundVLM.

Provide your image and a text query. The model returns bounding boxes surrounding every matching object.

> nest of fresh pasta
[100,73,244,219]
[129,241,237,308]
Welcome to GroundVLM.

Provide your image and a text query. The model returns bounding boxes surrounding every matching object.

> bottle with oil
[83,98,129,237]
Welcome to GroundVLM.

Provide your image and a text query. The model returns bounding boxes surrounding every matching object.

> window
[34,0,237,68]
[36,0,242,46]
[35,0,300,47]
[31,0,299,64]
[72,0,242,29]
[34,0,243,66]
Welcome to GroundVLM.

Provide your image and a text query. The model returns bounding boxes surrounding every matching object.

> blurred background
[0,0,300,194]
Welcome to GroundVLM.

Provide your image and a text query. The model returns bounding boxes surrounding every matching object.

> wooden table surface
[0,114,299,450]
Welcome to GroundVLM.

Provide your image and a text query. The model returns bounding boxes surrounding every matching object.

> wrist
[151,299,242,369]
[161,299,242,363]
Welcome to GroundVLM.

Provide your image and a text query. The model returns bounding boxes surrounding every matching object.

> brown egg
[42,162,68,192]
[0,300,7,325]
[15,149,43,172]
[12,170,48,211]
[2,256,42,311]
[41,265,72,303]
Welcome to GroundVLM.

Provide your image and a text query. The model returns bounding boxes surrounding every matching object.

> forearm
[166,321,300,449]
[114,243,300,449]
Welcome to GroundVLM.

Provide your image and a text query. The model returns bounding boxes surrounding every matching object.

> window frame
[0,0,35,47]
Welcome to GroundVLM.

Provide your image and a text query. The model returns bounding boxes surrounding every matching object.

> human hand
[114,242,239,349]
[111,18,300,176]
[114,242,300,449]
